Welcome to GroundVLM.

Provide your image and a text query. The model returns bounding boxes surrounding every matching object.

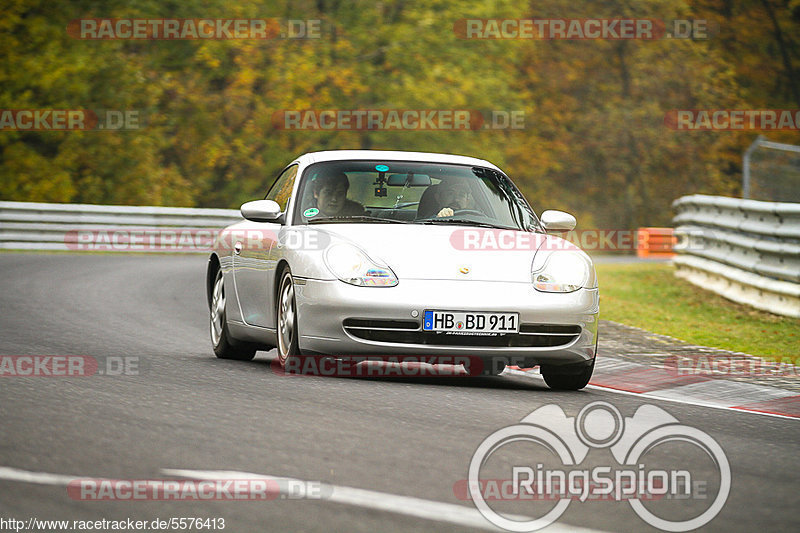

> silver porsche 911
[206,150,599,389]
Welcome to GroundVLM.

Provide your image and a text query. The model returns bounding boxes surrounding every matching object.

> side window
[265,165,298,212]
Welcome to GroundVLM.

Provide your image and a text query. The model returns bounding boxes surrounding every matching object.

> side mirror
[540,210,576,232]
[241,200,282,222]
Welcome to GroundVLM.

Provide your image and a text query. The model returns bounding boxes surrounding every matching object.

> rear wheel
[276,267,302,370]
[210,269,256,361]
[541,358,595,390]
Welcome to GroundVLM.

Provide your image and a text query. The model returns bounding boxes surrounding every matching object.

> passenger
[312,172,365,217]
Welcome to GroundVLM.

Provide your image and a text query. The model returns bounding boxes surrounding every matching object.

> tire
[276,267,302,370]
[541,358,595,390]
[210,269,256,361]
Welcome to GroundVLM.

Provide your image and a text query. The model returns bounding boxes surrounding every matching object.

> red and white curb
[509,358,800,419]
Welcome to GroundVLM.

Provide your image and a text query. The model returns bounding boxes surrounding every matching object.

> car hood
[312,224,571,282]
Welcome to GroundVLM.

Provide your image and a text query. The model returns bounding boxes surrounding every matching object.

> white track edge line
[163,468,608,533]
[0,465,607,533]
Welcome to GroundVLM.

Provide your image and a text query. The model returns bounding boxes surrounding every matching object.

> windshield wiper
[307,215,411,224]
[418,218,514,230]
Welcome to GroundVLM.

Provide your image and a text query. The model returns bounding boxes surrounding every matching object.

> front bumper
[294,277,599,367]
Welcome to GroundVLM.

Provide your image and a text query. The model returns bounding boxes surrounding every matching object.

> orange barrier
[637,227,676,258]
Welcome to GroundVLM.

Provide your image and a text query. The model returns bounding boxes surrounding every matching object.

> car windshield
[294,160,539,231]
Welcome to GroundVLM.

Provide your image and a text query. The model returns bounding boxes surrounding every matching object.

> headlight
[531,250,596,292]
[324,243,398,287]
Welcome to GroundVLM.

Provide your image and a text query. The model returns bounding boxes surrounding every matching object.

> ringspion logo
[466,401,730,531]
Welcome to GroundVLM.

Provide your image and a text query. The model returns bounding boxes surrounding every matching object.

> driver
[434,179,473,217]
[312,171,365,217]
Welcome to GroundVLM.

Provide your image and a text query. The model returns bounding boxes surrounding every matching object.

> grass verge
[596,262,799,361]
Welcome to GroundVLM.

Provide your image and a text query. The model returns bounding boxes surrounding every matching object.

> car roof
[294,150,503,172]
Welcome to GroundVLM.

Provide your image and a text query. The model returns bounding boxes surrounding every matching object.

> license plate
[422,311,519,334]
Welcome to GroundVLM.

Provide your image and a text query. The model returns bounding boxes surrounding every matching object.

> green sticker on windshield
[303,208,319,217]
[375,164,389,172]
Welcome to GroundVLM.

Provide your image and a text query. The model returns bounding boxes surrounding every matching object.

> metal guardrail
[0,201,242,252]
[672,194,800,318]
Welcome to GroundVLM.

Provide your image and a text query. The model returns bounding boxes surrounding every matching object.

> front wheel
[541,358,595,390]
[210,269,256,361]
[276,267,302,369]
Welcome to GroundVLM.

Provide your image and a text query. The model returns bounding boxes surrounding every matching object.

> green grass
[596,262,799,362]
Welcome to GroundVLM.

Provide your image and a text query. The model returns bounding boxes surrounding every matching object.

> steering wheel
[452,209,485,217]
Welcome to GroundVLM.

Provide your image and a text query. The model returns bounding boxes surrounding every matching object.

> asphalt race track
[1,253,798,532]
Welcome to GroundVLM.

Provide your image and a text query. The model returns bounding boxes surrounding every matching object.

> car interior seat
[416,185,441,219]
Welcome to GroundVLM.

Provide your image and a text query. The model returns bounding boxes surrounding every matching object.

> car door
[232,164,298,328]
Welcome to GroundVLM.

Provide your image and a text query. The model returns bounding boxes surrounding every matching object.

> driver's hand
[436,207,454,217]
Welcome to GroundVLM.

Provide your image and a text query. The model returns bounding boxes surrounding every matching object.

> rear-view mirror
[386,174,432,187]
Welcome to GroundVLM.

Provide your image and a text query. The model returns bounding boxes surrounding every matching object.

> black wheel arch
[206,254,221,309]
